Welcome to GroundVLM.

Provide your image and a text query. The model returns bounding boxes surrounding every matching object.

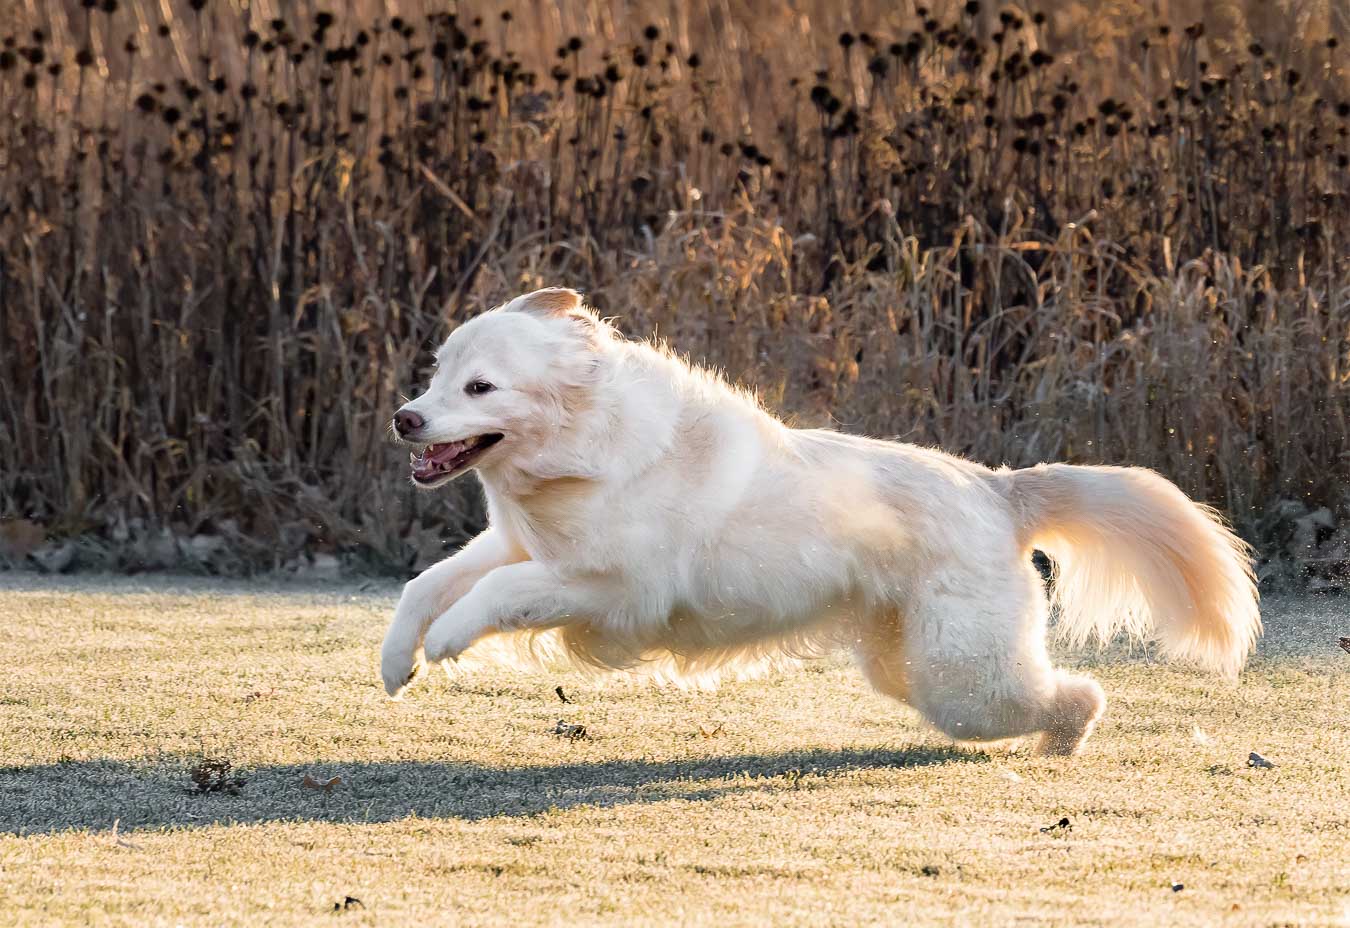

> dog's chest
[491,483,614,564]
[496,481,690,578]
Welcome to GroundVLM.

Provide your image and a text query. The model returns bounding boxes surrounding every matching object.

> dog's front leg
[422,561,606,665]
[381,528,525,697]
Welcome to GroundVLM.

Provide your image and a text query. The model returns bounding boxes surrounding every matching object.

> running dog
[380,288,1260,754]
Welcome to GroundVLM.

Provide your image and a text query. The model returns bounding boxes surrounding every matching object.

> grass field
[0,574,1346,926]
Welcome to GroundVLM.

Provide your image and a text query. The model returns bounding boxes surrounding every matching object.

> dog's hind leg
[854,605,915,707]
[1034,671,1107,755]
[901,562,1106,754]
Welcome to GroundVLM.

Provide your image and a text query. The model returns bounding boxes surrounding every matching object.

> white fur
[381,289,1261,755]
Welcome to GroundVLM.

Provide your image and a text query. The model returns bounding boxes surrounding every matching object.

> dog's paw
[381,651,426,699]
[422,624,471,666]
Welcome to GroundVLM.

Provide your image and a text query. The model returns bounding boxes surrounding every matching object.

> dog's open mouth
[410,434,503,484]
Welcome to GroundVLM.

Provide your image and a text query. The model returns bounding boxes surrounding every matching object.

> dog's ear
[502,288,584,319]
[501,288,606,345]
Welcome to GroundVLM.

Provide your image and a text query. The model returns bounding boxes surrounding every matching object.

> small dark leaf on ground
[552,719,587,741]
[301,774,342,793]
[187,757,245,795]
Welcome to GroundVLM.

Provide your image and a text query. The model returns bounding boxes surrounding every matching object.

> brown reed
[0,1,1345,574]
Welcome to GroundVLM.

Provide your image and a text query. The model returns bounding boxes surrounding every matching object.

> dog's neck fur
[477,338,686,556]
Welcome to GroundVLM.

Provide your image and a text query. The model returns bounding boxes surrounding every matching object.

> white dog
[381,288,1260,754]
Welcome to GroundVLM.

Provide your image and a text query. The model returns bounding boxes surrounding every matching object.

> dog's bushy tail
[996,463,1260,678]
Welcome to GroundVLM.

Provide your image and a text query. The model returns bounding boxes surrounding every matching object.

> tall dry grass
[0,0,1346,574]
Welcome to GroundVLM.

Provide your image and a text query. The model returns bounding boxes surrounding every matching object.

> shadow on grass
[0,745,983,835]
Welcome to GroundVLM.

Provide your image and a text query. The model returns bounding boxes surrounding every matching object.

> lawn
[0,575,1346,926]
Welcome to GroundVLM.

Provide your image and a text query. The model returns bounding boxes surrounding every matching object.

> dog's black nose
[393,409,424,437]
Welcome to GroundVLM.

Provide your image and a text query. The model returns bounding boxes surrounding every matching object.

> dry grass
[1,1,1348,574]
[0,574,1347,926]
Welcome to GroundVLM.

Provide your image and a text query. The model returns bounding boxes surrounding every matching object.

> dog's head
[393,288,606,488]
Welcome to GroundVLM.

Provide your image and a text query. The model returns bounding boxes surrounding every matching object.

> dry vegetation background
[1,0,1348,577]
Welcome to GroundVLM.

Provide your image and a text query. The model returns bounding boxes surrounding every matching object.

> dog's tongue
[424,440,471,464]
[411,439,480,480]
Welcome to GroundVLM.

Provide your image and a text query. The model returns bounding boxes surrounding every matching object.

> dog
[381,287,1260,754]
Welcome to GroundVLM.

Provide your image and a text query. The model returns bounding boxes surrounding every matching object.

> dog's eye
[465,380,495,396]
